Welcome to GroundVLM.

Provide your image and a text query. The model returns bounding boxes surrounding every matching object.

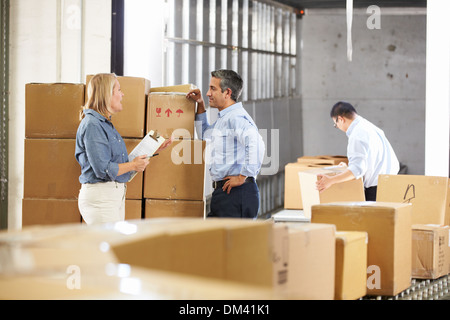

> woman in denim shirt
[75,73,150,225]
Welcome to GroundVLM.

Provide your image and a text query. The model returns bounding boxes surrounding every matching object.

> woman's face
[109,79,124,116]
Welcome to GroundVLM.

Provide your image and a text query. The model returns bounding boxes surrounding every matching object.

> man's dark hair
[211,69,243,102]
[330,101,358,119]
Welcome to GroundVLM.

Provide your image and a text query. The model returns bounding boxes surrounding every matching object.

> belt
[212,177,255,189]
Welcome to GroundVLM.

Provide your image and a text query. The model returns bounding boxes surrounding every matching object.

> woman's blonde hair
[80,73,117,120]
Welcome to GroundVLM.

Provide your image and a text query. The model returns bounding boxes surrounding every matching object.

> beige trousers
[78,181,126,225]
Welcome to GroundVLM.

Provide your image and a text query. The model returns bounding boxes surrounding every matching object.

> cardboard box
[150,84,197,93]
[284,223,336,300]
[335,231,368,300]
[25,83,85,139]
[311,201,412,296]
[147,92,196,139]
[24,139,80,199]
[297,155,348,165]
[298,167,365,219]
[145,199,205,219]
[143,139,205,201]
[125,200,143,221]
[412,224,450,279]
[111,219,287,289]
[86,75,150,138]
[22,198,81,226]
[377,174,450,225]
[284,163,328,210]
[124,139,144,200]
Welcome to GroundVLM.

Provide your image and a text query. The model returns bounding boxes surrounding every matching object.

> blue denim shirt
[75,109,130,183]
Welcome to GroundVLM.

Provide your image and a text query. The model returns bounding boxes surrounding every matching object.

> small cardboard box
[145,199,205,219]
[284,223,336,300]
[143,139,205,201]
[147,92,196,139]
[311,201,412,296]
[86,75,151,138]
[377,174,450,225]
[25,83,85,139]
[335,231,368,300]
[22,198,81,226]
[299,167,365,219]
[24,139,80,199]
[412,224,450,279]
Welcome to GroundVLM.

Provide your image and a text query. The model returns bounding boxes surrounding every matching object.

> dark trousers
[365,186,377,201]
[208,181,260,219]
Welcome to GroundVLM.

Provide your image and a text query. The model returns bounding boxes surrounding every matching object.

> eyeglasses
[333,118,339,128]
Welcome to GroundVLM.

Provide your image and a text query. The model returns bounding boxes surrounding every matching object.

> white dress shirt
[346,115,400,188]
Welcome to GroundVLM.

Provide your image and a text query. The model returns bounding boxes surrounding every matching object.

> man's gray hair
[211,69,243,102]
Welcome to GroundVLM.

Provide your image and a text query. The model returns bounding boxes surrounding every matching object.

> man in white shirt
[316,101,400,201]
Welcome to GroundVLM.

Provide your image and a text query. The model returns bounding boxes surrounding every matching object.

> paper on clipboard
[128,130,165,182]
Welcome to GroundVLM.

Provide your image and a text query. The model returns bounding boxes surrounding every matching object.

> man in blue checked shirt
[186,69,265,219]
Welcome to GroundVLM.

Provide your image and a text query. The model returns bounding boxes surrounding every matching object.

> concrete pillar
[425,0,450,177]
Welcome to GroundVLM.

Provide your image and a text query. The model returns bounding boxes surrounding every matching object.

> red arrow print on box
[165,109,173,117]
[176,109,184,117]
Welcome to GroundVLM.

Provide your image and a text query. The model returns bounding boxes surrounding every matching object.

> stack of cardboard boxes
[23,83,86,226]
[23,77,206,226]
[143,85,206,219]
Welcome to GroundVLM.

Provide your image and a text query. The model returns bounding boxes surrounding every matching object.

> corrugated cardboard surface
[22,198,81,226]
[145,199,205,218]
[24,139,80,199]
[412,224,450,279]
[111,219,284,288]
[25,83,85,139]
[377,174,450,225]
[311,201,412,296]
[284,223,336,300]
[147,92,196,139]
[335,231,368,300]
[143,139,205,200]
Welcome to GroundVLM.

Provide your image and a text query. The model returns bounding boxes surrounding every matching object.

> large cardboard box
[311,202,412,296]
[335,231,368,300]
[143,139,205,201]
[377,174,450,225]
[145,199,205,219]
[22,198,81,226]
[412,224,450,279]
[299,167,365,219]
[86,75,150,138]
[285,223,336,300]
[24,139,80,199]
[25,83,85,139]
[147,92,196,139]
[111,219,288,289]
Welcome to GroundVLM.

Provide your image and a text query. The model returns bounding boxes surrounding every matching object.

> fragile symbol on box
[156,108,185,118]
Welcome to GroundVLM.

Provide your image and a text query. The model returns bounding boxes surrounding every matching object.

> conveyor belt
[362,275,450,300]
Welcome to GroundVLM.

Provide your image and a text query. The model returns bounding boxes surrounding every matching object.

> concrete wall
[301,9,426,175]
[8,0,111,229]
